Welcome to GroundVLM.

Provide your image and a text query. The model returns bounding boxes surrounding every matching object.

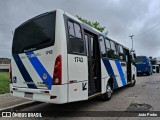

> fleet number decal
[46,50,53,55]
[75,57,83,63]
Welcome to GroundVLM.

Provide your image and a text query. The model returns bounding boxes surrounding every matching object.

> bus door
[125,49,132,82]
[84,31,101,96]
[119,48,128,85]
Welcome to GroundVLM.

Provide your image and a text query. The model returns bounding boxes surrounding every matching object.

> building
[150,57,160,73]
[0,58,11,72]
[0,58,11,64]
[150,58,157,65]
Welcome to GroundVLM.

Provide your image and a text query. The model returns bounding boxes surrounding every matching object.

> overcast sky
[0,0,160,58]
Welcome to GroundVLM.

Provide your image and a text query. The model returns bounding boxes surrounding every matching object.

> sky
[0,0,160,58]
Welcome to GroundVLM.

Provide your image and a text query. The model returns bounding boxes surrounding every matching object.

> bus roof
[15,9,130,51]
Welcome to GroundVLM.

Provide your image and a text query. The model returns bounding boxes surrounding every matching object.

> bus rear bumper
[10,84,68,104]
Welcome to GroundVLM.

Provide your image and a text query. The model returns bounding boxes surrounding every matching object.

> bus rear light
[53,55,62,85]
[10,64,12,83]
[50,96,57,99]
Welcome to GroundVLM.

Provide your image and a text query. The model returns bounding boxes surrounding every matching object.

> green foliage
[0,72,10,94]
[76,15,105,32]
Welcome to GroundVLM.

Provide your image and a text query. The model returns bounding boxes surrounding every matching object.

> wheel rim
[107,85,112,98]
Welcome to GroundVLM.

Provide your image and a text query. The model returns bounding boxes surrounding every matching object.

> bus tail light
[50,96,57,99]
[10,64,12,83]
[53,55,62,85]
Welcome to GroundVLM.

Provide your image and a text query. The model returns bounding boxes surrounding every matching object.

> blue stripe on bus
[115,60,126,86]
[13,54,37,89]
[25,51,52,90]
[102,59,118,89]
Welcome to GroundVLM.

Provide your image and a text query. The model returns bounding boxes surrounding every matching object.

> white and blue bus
[10,9,137,104]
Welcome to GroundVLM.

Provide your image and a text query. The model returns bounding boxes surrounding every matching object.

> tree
[76,15,105,32]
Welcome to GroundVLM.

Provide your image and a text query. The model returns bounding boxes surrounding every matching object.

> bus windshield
[135,56,147,64]
[12,12,56,54]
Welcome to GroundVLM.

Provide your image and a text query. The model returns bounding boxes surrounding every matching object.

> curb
[0,101,42,112]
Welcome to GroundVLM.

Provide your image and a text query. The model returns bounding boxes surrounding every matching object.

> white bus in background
[10,9,137,104]
[152,65,159,73]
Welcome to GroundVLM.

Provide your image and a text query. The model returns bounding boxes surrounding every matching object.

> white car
[152,65,159,73]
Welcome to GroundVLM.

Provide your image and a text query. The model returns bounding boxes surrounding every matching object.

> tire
[129,76,136,87]
[147,72,151,76]
[101,83,113,101]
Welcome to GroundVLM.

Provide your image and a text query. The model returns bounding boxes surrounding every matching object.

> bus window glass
[69,36,84,53]
[68,21,84,54]
[119,45,125,61]
[120,45,124,53]
[135,56,146,63]
[123,49,126,62]
[85,35,89,55]
[105,39,110,49]
[12,12,56,54]
[74,23,82,38]
[68,21,75,36]
[116,44,120,52]
[91,37,94,52]
[99,36,106,57]
[110,41,116,50]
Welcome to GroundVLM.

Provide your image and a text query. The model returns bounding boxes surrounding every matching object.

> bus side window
[119,45,125,61]
[68,21,75,36]
[123,48,127,62]
[110,41,117,59]
[99,36,106,57]
[105,39,111,58]
[116,44,120,59]
[67,21,84,54]
[85,34,89,56]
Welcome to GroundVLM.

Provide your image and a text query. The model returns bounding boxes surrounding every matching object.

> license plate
[24,92,33,98]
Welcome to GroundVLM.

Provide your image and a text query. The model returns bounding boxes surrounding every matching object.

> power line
[0,24,15,28]
[135,22,160,38]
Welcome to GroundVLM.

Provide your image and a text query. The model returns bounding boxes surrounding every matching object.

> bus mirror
[131,53,136,65]
[133,53,136,59]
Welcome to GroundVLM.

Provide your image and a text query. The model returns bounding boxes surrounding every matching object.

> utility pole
[129,35,134,51]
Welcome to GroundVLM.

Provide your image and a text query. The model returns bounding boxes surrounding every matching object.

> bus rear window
[12,12,56,54]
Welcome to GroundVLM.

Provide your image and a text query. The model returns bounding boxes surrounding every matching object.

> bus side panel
[117,61,127,86]
[50,10,68,103]
[68,54,88,102]
[101,59,110,94]
[102,59,128,89]
[56,10,68,85]
[110,60,124,87]
[11,57,28,88]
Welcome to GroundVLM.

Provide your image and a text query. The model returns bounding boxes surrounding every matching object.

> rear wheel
[129,75,136,87]
[147,72,151,76]
[101,83,113,101]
